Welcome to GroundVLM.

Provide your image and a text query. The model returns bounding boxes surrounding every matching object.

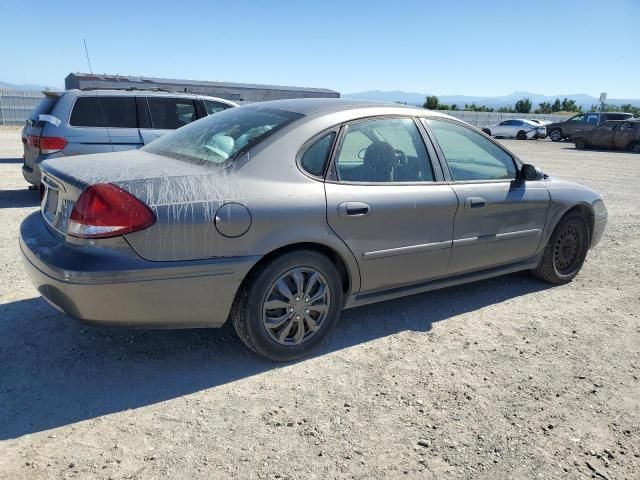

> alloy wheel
[262,267,330,345]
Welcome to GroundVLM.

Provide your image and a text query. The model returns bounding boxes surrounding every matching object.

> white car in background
[482,119,546,140]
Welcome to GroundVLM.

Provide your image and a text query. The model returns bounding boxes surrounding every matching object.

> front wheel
[575,138,588,149]
[631,142,640,153]
[516,130,528,140]
[231,250,344,361]
[549,128,563,142]
[532,212,589,284]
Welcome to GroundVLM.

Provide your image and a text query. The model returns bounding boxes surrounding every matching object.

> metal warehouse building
[65,73,339,103]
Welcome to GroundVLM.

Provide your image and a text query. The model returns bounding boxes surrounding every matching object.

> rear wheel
[549,128,563,142]
[631,142,640,153]
[482,128,492,136]
[516,130,528,140]
[231,250,343,361]
[575,138,588,149]
[532,212,589,284]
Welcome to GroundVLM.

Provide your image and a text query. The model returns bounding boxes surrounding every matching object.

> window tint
[335,118,434,183]
[70,96,137,128]
[29,96,58,122]
[426,119,517,181]
[586,114,599,125]
[301,132,335,177]
[569,114,587,124]
[142,107,302,165]
[147,98,197,129]
[598,122,618,131]
[499,120,511,126]
[204,100,232,115]
[621,122,639,131]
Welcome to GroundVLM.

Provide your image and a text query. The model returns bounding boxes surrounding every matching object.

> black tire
[231,249,344,361]
[549,128,563,142]
[575,138,588,149]
[516,130,528,140]
[482,128,492,136]
[532,212,589,285]
[631,142,640,154]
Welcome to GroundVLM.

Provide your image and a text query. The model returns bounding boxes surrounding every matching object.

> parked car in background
[546,112,634,142]
[529,119,552,127]
[20,99,607,361]
[481,119,546,139]
[574,120,640,152]
[22,89,237,188]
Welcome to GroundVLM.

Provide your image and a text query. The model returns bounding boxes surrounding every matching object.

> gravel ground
[0,125,638,479]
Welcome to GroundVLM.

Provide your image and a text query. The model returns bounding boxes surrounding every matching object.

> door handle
[338,202,371,217]
[465,197,486,209]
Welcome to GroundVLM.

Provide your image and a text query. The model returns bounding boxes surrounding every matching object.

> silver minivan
[22,89,237,187]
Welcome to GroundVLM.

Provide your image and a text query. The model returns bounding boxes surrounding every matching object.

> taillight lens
[27,135,67,154]
[67,184,155,238]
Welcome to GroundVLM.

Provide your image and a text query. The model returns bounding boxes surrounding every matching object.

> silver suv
[22,89,237,187]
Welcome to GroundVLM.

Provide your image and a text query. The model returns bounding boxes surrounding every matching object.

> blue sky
[1,0,638,97]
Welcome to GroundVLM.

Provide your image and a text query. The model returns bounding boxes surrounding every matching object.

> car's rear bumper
[19,212,260,328]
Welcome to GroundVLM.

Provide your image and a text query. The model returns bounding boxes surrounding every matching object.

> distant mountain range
[0,80,61,91]
[343,90,640,109]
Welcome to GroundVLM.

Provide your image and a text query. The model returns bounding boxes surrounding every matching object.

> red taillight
[67,184,155,238]
[27,135,67,154]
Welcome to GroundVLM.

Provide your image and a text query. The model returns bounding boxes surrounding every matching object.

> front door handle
[338,202,371,217]
[465,196,486,209]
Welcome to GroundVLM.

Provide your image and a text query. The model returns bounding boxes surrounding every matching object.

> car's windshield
[142,106,303,165]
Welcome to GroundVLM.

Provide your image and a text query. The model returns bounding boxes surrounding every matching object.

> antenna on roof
[83,39,94,75]
[83,39,113,151]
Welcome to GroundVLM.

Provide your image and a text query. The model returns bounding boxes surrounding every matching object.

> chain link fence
[435,110,570,128]
[0,89,45,126]
[0,88,574,128]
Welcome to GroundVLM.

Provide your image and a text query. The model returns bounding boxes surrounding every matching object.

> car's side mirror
[521,163,544,181]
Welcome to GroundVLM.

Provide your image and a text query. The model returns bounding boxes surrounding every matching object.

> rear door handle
[465,196,486,209]
[338,202,371,217]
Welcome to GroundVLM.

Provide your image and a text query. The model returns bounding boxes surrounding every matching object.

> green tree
[561,98,580,112]
[514,98,532,114]
[451,104,458,111]
[423,95,440,110]
[536,102,552,114]
[551,99,562,112]
[438,104,450,110]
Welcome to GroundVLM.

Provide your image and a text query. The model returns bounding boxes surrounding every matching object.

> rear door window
[70,96,137,128]
[147,97,197,129]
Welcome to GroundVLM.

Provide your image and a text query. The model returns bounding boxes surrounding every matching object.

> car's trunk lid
[39,150,246,261]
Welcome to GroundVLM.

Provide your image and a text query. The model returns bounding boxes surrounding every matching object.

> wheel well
[245,243,352,294]
[627,140,638,150]
[562,204,594,244]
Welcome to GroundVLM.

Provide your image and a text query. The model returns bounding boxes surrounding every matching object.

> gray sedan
[20,99,607,361]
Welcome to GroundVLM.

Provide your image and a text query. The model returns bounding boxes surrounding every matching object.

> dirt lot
[0,125,638,480]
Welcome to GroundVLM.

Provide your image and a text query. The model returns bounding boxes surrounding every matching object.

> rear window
[28,95,58,122]
[142,106,302,165]
[147,97,197,129]
[70,96,137,128]
[204,100,233,115]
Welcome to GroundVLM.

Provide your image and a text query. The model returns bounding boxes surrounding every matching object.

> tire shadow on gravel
[0,188,39,209]
[0,273,550,440]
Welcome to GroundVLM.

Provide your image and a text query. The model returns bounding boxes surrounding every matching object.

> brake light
[26,135,67,154]
[67,184,155,238]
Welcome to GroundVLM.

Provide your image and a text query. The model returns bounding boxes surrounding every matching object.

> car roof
[234,98,448,118]
[61,89,235,103]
